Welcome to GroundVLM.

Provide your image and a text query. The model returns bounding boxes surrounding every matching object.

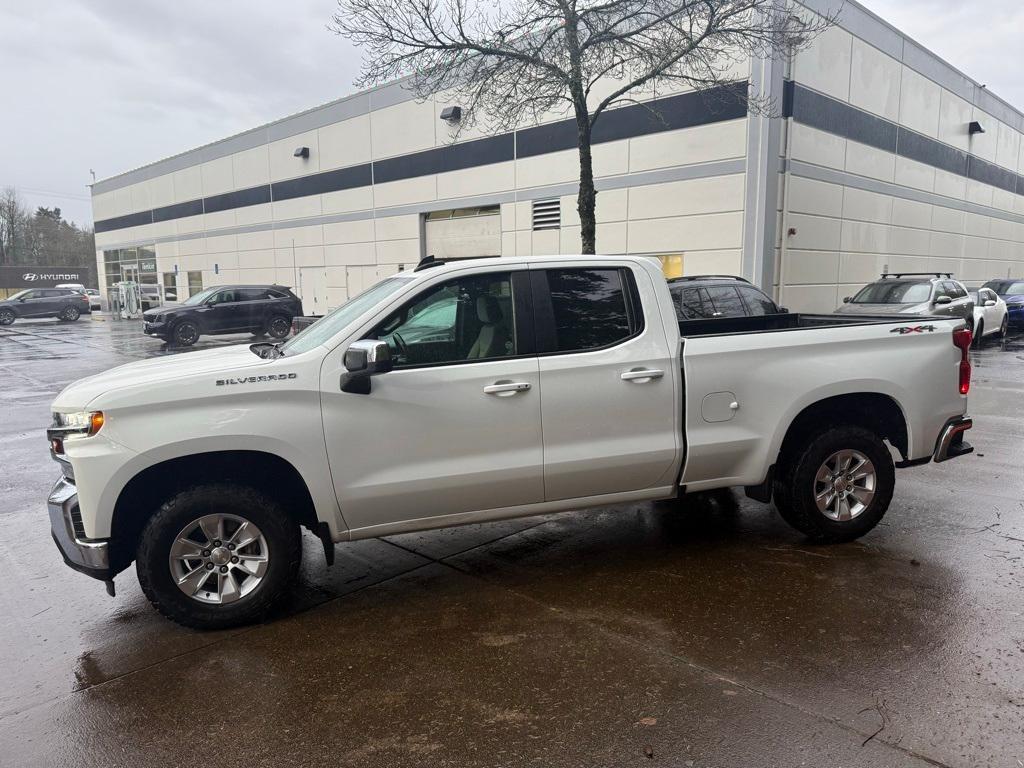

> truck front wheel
[773,425,895,543]
[136,483,301,629]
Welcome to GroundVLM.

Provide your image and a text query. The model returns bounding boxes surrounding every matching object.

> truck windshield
[983,280,1024,296]
[280,277,413,356]
[851,282,931,304]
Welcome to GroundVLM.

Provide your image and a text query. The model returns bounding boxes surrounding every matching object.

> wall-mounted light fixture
[440,106,462,123]
[968,121,985,135]
[294,146,310,158]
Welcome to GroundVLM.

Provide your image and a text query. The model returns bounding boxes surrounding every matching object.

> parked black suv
[667,275,783,320]
[0,287,92,325]
[143,285,303,346]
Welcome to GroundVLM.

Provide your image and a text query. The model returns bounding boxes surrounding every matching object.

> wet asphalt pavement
[0,314,1022,767]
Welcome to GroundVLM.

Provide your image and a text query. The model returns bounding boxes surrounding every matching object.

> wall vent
[532,199,561,230]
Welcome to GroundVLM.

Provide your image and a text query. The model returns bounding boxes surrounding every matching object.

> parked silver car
[835,273,974,323]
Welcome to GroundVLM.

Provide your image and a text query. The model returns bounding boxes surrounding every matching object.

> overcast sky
[1,0,1022,228]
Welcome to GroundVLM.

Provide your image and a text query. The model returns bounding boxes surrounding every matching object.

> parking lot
[1,313,1022,767]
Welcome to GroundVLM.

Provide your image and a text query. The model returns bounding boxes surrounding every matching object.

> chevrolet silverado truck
[47,256,974,629]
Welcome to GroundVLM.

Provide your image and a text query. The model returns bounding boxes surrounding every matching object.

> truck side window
[368,273,516,367]
[736,286,777,316]
[543,268,637,352]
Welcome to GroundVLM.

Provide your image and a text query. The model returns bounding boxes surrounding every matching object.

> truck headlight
[50,411,105,439]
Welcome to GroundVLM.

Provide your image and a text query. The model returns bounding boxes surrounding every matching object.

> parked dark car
[142,285,303,347]
[0,287,92,325]
[835,272,974,323]
[667,275,784,321]
[982,278,1024,329]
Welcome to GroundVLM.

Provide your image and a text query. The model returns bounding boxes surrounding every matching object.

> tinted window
[736,286,778,316]
[943,281,966,299]
[671,286,713,319]
[703,286,747,317]
[852,281,932,304]
[210,290,237,304]
[545,269,633,352]
[238,288,270,301]
[983,280,1024,296]
[370,273,515,366]
[42,289,66,297]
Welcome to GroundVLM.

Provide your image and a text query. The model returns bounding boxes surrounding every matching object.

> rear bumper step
[933,417,973,463]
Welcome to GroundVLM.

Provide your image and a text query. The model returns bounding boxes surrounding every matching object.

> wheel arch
[108,450,319,575]
[776,392,910,469]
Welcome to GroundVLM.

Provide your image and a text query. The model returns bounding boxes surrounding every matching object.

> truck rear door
[532,263,679,501]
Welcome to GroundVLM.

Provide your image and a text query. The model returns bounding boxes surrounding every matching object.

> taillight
[952,327,972,395]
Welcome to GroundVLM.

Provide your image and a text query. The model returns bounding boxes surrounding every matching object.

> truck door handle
[621,369,664,382]
[483,382,531,396]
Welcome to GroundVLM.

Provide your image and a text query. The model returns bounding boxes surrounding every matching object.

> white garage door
[424,205,501,260]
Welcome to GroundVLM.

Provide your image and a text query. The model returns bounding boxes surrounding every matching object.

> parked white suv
[47,256,974,629]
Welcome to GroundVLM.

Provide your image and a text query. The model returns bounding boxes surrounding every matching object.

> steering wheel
[392,331,410,360]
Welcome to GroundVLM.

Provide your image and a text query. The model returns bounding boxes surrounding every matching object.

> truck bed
[678,312,938,338]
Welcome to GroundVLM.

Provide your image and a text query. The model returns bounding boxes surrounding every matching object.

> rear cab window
[533,267,643,353]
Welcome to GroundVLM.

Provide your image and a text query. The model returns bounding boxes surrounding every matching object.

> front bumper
[933,417,973,463]
[47,476,112,581]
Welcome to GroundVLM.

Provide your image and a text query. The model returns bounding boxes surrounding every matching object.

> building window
[187,271,204,297]
[163,272,178,302]
[657,254,684,279]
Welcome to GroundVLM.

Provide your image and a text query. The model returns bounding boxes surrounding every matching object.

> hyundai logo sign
[1,266,90,289]
[22,272,79,282]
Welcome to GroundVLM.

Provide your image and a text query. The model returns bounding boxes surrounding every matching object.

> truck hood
[53,344,267,410]
[833,302,924,315]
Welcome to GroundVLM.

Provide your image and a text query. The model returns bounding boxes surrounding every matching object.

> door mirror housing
[341,340,393,394]
[934,295,952,305]
[842,296,851,303]
[984,299,997,307]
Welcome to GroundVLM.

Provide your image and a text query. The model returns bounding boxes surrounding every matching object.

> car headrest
[476,295,502,324]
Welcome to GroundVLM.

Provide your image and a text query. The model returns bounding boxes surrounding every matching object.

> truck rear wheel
[136,483,301,629]
[773,425,894,542]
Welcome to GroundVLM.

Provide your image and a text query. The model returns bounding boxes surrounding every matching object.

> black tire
[136,483,301,630]
[172,320,200,347]
[0,308,14,326]
[1000,315,1009,338]
[773,425,895,543]
[266,315,291,339]
[972,320,983,347]
[58,305,81,322]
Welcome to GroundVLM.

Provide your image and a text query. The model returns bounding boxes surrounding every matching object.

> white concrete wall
[780,13,1024,312]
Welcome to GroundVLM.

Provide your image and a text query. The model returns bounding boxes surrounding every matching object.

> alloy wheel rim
[813,449,876,522]
[177,324,197,344]
[0,310,13,325]
[168,513,269,605]
[270,318,289,337]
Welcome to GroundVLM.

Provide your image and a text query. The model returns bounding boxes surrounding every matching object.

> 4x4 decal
[890,325,937,334]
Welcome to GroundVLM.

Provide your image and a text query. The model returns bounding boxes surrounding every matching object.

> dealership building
[91,0,1024,314]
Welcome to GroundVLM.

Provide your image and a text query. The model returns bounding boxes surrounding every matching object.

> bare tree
[0,186,27,266]
[331,0,830,254]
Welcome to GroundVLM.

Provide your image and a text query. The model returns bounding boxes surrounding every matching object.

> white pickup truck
[47,256,974,629]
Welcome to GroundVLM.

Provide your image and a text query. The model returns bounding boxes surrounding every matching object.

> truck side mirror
[934,295,952,305]
[340,340,393,394]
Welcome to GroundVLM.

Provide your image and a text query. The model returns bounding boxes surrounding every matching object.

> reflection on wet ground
[1,315,1022,766]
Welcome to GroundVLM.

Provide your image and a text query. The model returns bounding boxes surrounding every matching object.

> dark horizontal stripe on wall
[968,155,1018,194]
[204,185,272,214]
[94,209,153,233]
[95,82,747,233]
[895,129,966,177]
[152,199,204,223]
[272,164,373,201]
[374,134,514,185]
[784,80,1024,200]
[786,82,897,154]
[517,82,748,158]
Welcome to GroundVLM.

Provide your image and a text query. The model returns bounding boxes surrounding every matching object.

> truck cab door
[531,264,679,500]
[320,268,543,533]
